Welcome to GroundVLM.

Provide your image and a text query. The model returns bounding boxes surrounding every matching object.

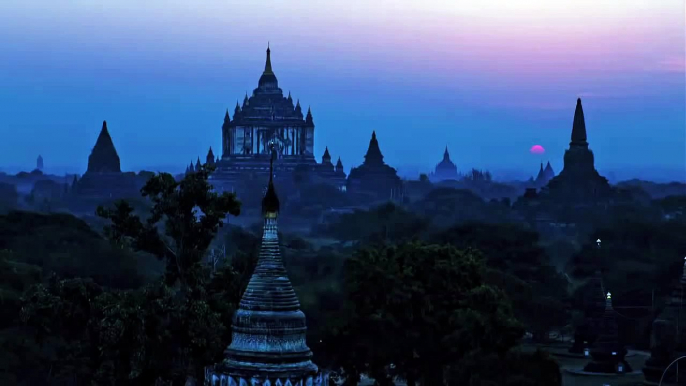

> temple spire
[363,131,384,165]
[264,43,273,75]
[571,98,588,146]
[443,146,450,161]
[306,106,313,124]
[295,99,302,116]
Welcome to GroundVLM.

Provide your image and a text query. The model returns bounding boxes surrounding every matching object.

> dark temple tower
[87,121,121,173]
[205,142,328,386]
[75,120,142,198]
[541,98,612,203]
[347,131,402,200]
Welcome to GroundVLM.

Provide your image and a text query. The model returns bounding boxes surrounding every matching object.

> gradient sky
[0,0,684,180]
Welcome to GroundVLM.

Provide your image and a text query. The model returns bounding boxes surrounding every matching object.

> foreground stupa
[205,142,327,385]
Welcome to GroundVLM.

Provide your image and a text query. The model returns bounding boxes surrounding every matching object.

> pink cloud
[656,57,686,73]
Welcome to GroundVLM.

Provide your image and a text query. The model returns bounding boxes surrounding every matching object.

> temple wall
[305,128,314,156]
[229,126,310,157]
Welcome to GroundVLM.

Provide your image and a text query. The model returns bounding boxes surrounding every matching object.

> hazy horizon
[1,1,684,181]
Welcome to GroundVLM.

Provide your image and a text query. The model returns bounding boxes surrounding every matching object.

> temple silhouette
[207,45,347,197]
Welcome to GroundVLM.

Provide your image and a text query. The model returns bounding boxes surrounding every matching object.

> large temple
[205,143,327,385]
[539,98,612,203]
[208,46,346,195]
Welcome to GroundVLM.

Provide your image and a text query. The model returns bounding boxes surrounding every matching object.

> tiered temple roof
[209,46,347,196]
[227,45,307,129]
[205,143,327,385]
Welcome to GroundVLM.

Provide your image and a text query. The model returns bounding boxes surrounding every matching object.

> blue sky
[0,0,684,181]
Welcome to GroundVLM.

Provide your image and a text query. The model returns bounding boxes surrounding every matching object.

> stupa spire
[264,43,273,74]
[571,98,588,146]
[363,131,384,165]
[262,141,280,215]
[443,146,450,161]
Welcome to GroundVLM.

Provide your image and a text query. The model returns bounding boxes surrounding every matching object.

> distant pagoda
[205,142,328,385]
[87,121,121,173]
[36,155,44,171]
[532,161,555,189]
[540,98,612,204]
[74,121,142,198]
[432,146,458,181]
[347,131,402,200]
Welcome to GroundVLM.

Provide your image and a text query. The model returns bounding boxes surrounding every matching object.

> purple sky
[0,0,684,181]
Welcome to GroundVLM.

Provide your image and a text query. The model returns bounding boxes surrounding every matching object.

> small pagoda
[205,142,328,386]
[74,120,142,198]
[583,291,632,373]
[346,131,402,200]
[433,146,458,181]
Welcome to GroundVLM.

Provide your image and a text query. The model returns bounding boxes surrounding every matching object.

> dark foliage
[323,242,525,385]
